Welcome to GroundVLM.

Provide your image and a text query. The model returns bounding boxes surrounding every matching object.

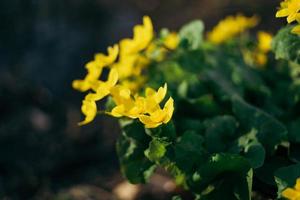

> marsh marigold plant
[73,1,300,199]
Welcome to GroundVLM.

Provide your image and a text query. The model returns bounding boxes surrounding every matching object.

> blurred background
[0,0,283,199]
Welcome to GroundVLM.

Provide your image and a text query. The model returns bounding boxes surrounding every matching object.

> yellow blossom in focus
[72,45,119,92]
[109,86,149,119]
[282,178,300,200]
[207,14,259,44]
[109,83,174,128]
[164,32,180,50]
[276,0,300,23]
[257,31,273,53]
[139,97,174,128]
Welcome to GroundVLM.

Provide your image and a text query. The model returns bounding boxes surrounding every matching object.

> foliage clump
[73,2,300,199]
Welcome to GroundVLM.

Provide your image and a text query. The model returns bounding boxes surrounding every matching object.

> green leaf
[188,153,252,199]
[272,25,300,64]
[234,169,253,200]
[244,143,265,169]
[275,164,300,198]
[174,131,207,173]
[179,20,204,49]
[236,129,266,169]
[288,118,300,143]
[177,49,206,73]
[145,121,176,142]
[256,157,291,186]
[116,122,155,184]
[204,115,239,153]
[232,96,287,153]
[290,144,300,163]
[144,139,168,162]
[175,117,204,135]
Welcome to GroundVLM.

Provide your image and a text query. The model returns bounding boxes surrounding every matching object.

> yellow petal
[295,178,300,191]
[276,8,290,18]
[155,83,167,103]
[85,88,110,101]
[94,44,119,66]
[139,115,161,128]
[119,38,137,56]
[164,32,180,50]
[110,105,125,117]
[287,12,298,23]
[150,110,166,123]
[163,97,174,124]
[72,80,90,92]
[78,100,97,125]
[292,25,300,35]
[73,61,104,92]
[146,87,156,97]
[107,68,119,87]
[282,188,300,200]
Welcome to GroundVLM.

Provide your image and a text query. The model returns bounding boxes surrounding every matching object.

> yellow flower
[282,178,300,200]
[139,84,174,128]
[118,16,153,57]
[132,16,154,53]
[276,0,300,23]
[208,14,259,44]
[164,32,180,50]
[72,61,102,92]
[139,97,174,128]
[85,68,119,101]
[78,68,118,125]
[78,99,97,126]
[109,83,174,128]
[109,85,146,119]
[257,31,273,53]
[94,44,119,65]
[144,83,167,113]
[113,16,153,81]
[72,45,119,92]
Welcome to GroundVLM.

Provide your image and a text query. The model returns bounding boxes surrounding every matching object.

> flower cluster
[72,16,176,128]
[282,178,300,200]
[276,0,300,35]
[207,14,259,44]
